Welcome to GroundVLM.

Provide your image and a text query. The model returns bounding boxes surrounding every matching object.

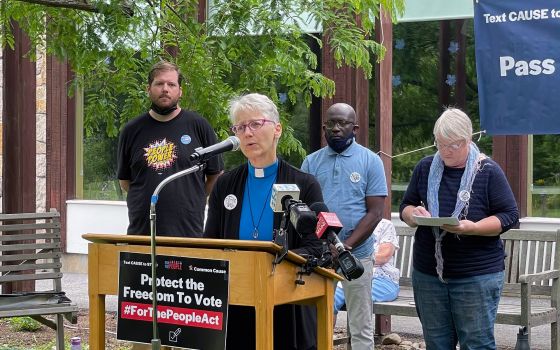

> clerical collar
[248,159,278,179]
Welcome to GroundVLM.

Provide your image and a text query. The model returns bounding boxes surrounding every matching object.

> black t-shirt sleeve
[117,125,131,180]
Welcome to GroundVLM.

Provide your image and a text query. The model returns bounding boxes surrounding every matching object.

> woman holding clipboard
[399,108,519,350]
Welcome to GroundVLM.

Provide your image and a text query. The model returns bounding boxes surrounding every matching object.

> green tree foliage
[533,135,560,186]
[1,0,404,153]
[379,20,492,210]
[533,135,560,217]
[1,0,403,199]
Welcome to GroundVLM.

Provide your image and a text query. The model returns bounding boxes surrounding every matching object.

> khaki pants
[341,256,375,350]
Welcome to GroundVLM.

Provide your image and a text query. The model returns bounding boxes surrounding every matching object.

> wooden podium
[83,234,340,350]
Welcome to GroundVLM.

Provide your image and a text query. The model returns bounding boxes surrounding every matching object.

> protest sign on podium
[117,252,229,348]
[83,233,340,350]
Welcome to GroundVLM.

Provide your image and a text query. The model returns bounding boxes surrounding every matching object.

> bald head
[326,103,356,124]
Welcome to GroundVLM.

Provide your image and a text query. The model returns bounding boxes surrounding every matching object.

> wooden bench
[336,227,560,350]
[0,209,78,350]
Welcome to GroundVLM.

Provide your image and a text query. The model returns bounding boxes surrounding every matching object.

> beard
[325,133,354,153]
[150,95,179,116]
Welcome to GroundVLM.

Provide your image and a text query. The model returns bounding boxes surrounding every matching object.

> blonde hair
[433,108,472,142]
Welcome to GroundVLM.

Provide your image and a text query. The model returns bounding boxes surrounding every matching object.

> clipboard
[413,215,459,227]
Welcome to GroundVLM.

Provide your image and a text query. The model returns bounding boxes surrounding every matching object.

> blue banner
[474,0,560,135]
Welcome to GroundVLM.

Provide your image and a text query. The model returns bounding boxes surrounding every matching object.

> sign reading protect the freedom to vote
[474,0,560,135]
[117,252,229,349]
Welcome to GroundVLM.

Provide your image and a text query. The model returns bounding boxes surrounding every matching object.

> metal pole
[148,162,206,349]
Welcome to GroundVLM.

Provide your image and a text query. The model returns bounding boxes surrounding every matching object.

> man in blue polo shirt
[302,103,387,350]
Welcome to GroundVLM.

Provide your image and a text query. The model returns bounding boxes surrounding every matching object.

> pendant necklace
[246,175,276,239]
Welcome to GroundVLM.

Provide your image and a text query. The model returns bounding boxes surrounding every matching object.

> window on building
[531,135,560,217]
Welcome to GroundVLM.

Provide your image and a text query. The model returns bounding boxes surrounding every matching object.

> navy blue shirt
[399,156,519,278]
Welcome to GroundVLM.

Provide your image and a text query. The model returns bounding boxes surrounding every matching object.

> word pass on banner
[474,0,560,135]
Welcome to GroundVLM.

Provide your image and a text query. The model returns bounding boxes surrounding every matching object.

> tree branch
[14,0,133,16]
[15,0,99,12]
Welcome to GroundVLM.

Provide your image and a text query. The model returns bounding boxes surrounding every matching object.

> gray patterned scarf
[427,142,481,282]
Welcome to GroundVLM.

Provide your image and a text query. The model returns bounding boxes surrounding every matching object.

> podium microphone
[270,184,316,235]
[309,202,364,281]
[269,184,299,262]
[189,136,240,161]
[270,184,300,213]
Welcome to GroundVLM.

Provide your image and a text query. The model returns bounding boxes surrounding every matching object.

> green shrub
[0,346,25,350]
[8,317,42,332]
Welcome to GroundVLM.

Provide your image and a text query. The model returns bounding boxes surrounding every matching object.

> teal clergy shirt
[239,160,278,241]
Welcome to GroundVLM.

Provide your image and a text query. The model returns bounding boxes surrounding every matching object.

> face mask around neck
[325,133,354,153]
[150,102,178,116]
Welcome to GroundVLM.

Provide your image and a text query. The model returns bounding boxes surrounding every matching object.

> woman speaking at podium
[204,93,324,350]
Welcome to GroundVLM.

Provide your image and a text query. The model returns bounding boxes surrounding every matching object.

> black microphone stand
[272,210,289,266]
[148,161,207,350]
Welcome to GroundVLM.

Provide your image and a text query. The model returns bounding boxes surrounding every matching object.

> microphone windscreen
[270,184,300,212]
[291,208,317,236]
[309,202,329,214]
[229,136,241,151]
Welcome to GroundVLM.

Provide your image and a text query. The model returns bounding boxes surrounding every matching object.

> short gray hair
[433,108,472,142]
[229,93,280,123]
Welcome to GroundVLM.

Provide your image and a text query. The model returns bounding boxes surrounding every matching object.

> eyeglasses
[230,118,276,135]
[324,120,355,129]
[435,140,464,151]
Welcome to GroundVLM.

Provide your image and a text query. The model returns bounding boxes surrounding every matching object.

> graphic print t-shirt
[117,110,223,237]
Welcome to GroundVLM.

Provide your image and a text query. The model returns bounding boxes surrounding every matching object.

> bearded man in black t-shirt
[117,61,223,237]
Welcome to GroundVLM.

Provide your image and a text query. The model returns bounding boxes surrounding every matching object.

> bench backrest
[393,226,560,296]
[502,229,559,295]
[0,209,63,292]
[393,226,415,287]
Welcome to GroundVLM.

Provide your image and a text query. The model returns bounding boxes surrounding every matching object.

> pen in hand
[415,201,430,217]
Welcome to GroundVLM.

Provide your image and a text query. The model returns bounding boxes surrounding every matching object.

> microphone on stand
[189,136,240,161]
[269,184,316,265]
[270,184,300,213]
[269,184,300,263]
[269,184,316,237]
[148,136,240,349]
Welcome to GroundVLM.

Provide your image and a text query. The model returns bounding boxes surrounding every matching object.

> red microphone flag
[315,212,343,238]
